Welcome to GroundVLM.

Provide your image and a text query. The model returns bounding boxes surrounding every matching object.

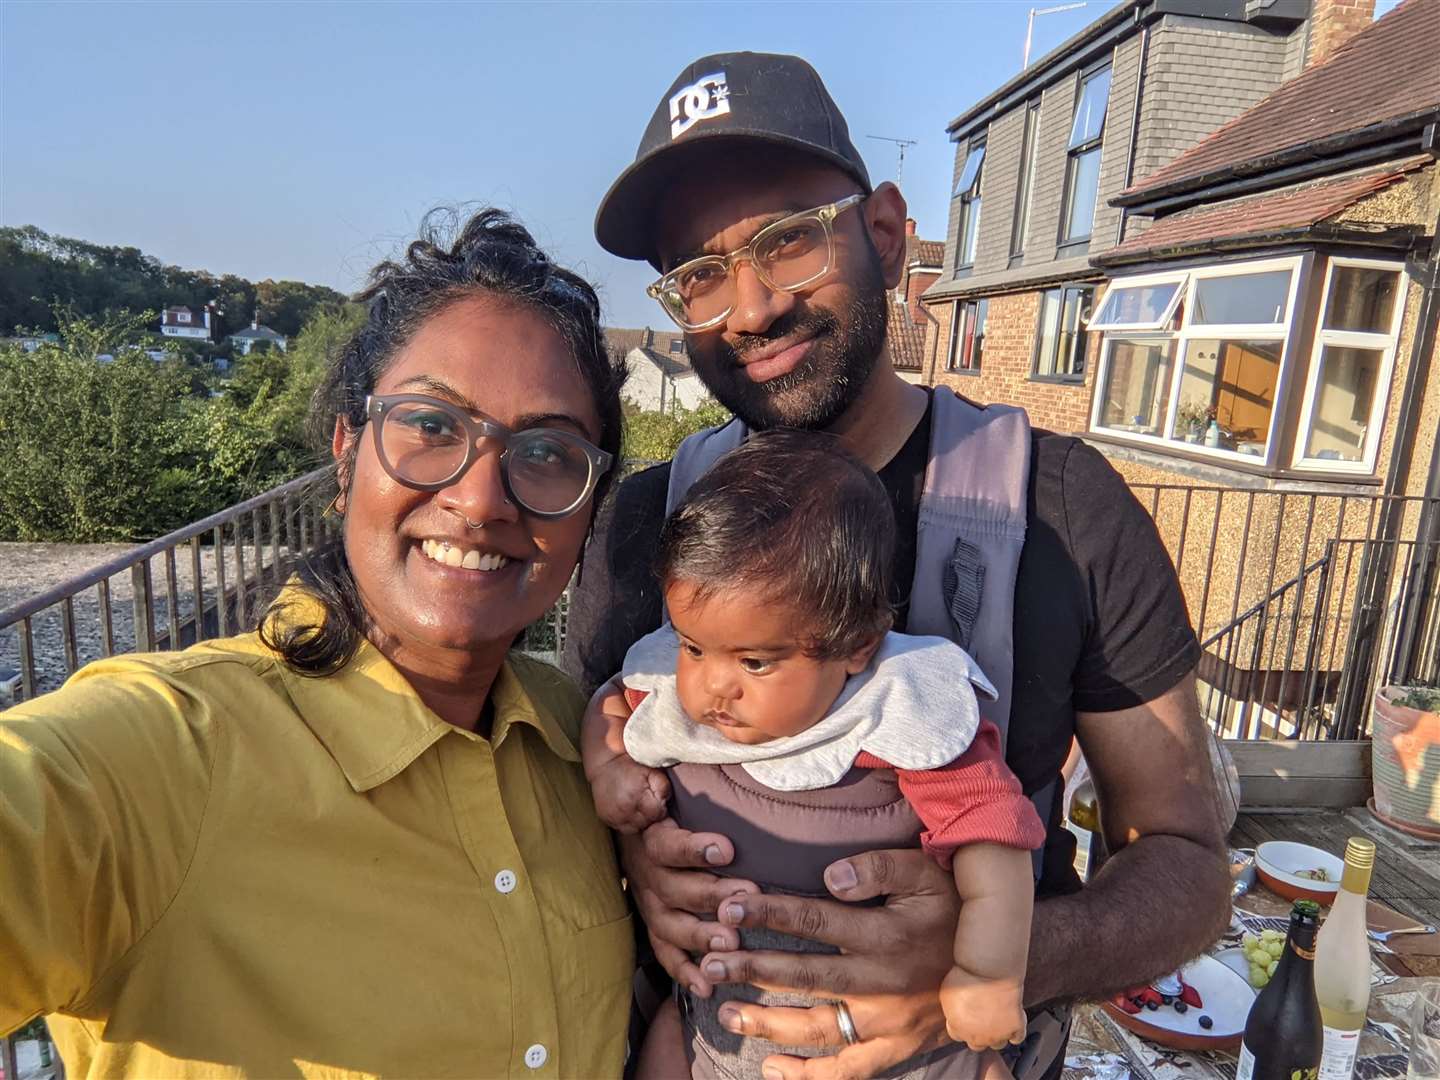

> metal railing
[1129,483,1440,741]
[1,469,337,704]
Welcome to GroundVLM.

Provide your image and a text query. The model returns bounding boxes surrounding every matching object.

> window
[1090,275,1186,331]
[1293,259,1404,472]
[953,138,986,270]
[176,310,191,324]
[1092,256,1302,462]
[1060,65,1110,245]
[1033,285,1094,380]
[947,299,988,373]
[668,338,684,355]
[1010,101,1041,259]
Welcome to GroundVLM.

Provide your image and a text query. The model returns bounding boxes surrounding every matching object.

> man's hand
[591,756,670,834]
[620,819,758,998]
[1025,673,1232,1008]
[700,849,959,1080]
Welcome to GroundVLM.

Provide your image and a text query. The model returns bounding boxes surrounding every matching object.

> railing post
[131,562,156,653]
[18,617,36,702]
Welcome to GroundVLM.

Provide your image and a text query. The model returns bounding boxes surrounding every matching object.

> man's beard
[688,263,889,431]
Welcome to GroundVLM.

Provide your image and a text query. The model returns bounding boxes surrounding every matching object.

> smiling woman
[0,209,633,1078]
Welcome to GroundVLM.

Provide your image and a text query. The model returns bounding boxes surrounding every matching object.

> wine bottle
[1315,837,1377,1080]
[1237,899,1324,1080]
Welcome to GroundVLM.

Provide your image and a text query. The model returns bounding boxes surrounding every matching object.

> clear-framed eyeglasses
[364,394,613,519]
[646,193,866,332]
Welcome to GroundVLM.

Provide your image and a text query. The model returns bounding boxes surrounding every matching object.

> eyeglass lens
[665,215,831,326]
[377,400,594,514]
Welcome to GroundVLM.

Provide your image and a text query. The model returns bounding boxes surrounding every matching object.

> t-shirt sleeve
[560,463,670,696]
[1060,440,1200,713]
[857,721,1046,867]
[0,663,216,1033]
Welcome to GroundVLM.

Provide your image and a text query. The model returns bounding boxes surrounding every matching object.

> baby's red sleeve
[623,687,649,711]
[853,720,1046,868]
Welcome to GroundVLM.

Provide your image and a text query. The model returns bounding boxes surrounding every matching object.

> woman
[0,209,632,1077]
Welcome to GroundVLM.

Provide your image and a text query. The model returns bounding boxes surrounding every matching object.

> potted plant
[1175,399,1211,443]
[1371,685,1440,838]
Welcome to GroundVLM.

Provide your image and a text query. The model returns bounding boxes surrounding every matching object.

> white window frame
[1089,269,1189,331]
[175,310,191,324]
[1089,255,1305,466]
[1290,256,1406,474]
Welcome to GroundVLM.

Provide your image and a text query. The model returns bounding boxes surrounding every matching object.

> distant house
[622,346,711,414]
[604,326,688,365]
[890,220,944,383]
[160,305,216,342]
[228,317,288,356]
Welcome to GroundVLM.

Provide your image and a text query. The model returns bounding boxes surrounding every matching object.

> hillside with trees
[0,225,347,340]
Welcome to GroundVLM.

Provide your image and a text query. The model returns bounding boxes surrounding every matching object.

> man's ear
[861,181,909,290]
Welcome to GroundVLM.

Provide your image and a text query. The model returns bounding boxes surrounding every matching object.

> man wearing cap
[567,52,1232,1080]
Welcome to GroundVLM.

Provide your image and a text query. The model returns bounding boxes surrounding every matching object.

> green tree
[0,308,211,540]
[621,400,732,463]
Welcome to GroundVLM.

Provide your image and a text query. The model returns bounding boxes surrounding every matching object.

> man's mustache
[723,309,836,362]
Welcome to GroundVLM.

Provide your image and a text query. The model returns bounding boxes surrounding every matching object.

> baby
[582,430,1045,1080]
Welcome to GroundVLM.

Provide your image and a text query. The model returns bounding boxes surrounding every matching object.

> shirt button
[524,1043,548,1069]
[494,869,518,894]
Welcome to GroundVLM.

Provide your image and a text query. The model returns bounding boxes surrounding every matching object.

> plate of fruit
[1101,955,1255,1051]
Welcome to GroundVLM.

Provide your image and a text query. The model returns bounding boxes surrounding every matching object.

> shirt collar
[265,585,579,793]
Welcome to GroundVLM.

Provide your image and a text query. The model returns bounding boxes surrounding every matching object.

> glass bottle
[1237,899,1324,1080]
[1315,837,1376,1080]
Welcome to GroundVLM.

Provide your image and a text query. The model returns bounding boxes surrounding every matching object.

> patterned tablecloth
[1061,883,1421,1080]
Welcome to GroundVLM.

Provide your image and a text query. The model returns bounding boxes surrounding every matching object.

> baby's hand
[939,966,1027,1052]
[591,755,671,834]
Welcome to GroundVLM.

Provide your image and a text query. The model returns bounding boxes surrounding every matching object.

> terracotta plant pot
[1371,687,1440,838]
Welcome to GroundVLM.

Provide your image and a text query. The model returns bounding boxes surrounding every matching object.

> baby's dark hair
[655,429,895,659]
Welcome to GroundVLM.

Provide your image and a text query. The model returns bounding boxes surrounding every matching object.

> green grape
[1266,940,1284,958]
[1250,964,1270,988]
[1267,958,1278,976]
[1243,933,1259,951]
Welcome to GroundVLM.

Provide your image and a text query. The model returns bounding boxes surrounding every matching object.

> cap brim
[594,130,873,268]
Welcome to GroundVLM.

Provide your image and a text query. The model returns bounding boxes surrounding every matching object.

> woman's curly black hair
[260,207,626,676]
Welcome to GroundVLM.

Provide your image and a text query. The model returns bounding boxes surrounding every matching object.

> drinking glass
[1408,981,1440,1079]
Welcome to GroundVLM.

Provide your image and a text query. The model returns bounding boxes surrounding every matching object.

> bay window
[1091,256,1301,460]
[1091,254,1406,474]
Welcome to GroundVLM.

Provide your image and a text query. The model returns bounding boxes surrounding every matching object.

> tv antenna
[867,135,918,187]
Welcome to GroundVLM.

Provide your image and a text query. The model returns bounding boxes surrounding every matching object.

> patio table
[1061,868,1424,1080]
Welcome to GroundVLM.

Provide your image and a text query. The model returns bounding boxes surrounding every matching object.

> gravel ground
[0,541,292,700]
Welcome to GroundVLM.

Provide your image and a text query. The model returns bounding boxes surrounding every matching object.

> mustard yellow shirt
[0,599,633,1078]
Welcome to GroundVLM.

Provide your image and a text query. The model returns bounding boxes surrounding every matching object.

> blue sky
[0,0,1404,329]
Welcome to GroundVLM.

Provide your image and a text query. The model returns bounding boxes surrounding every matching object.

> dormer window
[952,137,986,271]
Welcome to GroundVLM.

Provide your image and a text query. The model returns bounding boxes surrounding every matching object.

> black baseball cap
[594,51,872,267]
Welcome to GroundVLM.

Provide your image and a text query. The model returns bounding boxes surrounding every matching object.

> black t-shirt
[561,400,1200,898]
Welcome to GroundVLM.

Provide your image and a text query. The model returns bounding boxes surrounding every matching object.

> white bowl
[1255,841,1344,904]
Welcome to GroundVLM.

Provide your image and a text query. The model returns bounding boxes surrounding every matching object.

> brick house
[889,221,944,383]
[919,0,1317,433]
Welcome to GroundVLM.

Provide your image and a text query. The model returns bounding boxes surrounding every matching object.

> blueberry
[1145,1001,1159,1011]
[1199,1015,1213,1030]
[1174,1002,1188,1014]
[1161,995,1173,1005]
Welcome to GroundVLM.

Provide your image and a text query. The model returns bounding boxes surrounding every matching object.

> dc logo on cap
[669,72,731,139]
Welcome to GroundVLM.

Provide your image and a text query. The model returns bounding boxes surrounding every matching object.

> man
[566,52,1231,1080]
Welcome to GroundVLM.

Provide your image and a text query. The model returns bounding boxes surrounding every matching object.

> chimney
[905,218,917,236]
[1306,0,1376,68]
